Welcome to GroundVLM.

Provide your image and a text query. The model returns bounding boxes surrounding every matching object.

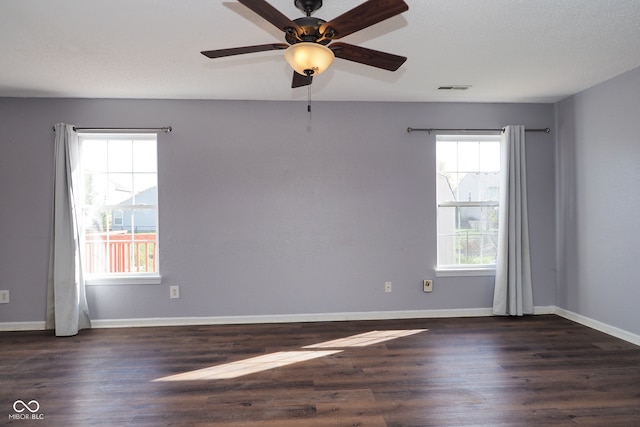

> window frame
[78,132,161,286]
[435,134,501,277]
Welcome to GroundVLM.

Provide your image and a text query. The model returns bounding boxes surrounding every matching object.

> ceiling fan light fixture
[284,42,334,76]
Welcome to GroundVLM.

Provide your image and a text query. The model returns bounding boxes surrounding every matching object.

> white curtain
[46,123,91,336]
[492,125,534,316]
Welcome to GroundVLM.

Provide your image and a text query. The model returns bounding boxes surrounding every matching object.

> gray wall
[556,66,640,336]
[0,98,555,323]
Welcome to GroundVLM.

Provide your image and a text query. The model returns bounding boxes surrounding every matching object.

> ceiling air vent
[438,85,471,90]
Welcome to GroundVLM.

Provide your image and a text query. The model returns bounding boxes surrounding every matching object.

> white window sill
[85,274,162,286]
[436,267,496,277]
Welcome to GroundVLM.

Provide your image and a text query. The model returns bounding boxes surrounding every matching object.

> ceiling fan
[201,0,409,88]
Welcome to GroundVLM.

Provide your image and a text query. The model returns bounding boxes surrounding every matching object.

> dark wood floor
[1,315,639,426]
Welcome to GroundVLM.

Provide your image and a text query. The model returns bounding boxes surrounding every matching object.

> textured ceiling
[2,0,640,103]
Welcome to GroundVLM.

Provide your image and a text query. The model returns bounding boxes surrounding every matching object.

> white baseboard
[0,308,493,331]
[0,321,46,331]
[533,305,557,315]
[91,308,495,329]
[555,307,640,347]
[2,306,638,347]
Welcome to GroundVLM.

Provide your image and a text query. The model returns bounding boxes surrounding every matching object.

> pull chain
[301,69,313,119]
[307,84,311,119]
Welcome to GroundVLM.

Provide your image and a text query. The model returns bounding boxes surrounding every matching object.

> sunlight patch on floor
[153,329,427,381]
[303,329,427,348]
[154,350,342,381]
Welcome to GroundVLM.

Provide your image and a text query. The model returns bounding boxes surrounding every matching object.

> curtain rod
[406,127,550,134]
[52,126,172,133]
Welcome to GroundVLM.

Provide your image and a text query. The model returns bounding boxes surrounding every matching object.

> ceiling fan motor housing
[287,17,331,45]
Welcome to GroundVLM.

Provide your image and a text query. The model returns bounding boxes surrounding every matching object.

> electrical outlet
[169,285,180,299]
[385,281,392,293]
[0,290,9,303]
[423,279,433,293]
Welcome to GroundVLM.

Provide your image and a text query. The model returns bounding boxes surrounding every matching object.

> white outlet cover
[170,286,180,299]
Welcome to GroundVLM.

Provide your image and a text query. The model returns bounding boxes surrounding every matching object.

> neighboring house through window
[79,133,160,284]
[436,134,501,275]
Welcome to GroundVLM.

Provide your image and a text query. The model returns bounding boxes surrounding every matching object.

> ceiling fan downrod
[295,0,323,16]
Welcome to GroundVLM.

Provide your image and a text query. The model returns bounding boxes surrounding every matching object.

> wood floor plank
[194,415,389,427]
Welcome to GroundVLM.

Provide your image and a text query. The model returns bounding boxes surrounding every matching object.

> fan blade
[201,43,288,59]
[291,71,313,88]
[330,42,406,71]
[320,0,408,40]
[238,0,302,34]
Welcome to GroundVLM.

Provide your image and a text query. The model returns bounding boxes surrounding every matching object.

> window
[79,133,160,284]
[436,135,501,274]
